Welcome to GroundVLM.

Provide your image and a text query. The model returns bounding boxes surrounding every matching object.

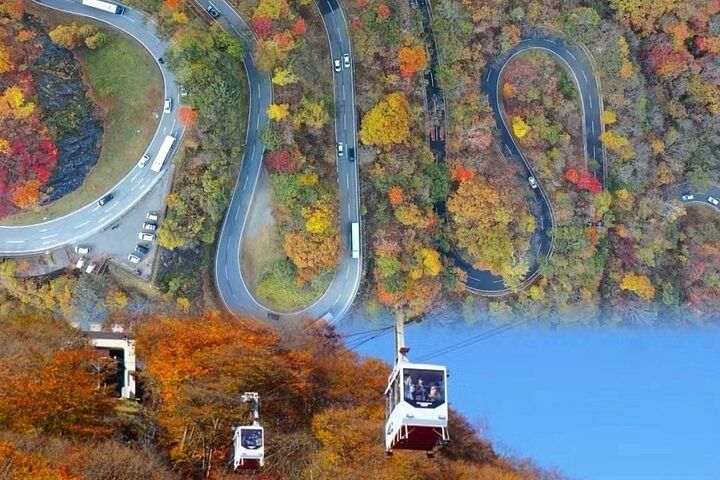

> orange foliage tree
[0,347,116,437]
[398,45,427,78]
[177,105,198,126]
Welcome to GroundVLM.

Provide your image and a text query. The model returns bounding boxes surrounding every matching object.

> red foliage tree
[251,16,273,39]
[265,149,297,173]
[292,18,306,36]
[564,167,601,194]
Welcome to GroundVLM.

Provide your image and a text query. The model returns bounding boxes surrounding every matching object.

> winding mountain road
[211,0,362,323]
[0,0,184,256]
[463,36,607,295]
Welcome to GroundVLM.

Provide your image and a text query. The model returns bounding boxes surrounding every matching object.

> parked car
[164,98,172,114]
[206,3,220,18]
[142,222,157,231]
[333,59,341,72]
[348,147,355,162]
[146,212,159,222]
[75,245,90,254]
[139,232,156,241]
[708,196,719,206]
[85,262,97,274]
[681,193,694,201]
[179,85,188,97]
[528,176,538,189]
[343,53,351,68]
[97,193,113,206]
[267,312,280,321]
[135,244,149,255]
[337,142,344,157]
[128,254,141,264]
[138,154,150,168]
[75,257,86,269]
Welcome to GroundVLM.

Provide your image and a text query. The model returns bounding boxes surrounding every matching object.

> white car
[138,154,150,168]
[75,245,90,254]
[139,232,156,241]
[681,194,694,201]
[337,142,344,157]
[163,98,172,114]
[343,53,351,68]
[128,254,141,264]
[333,59,341,72]
[147,212,159,222]
[708,196,719,206]
[85,262,97,274]
[75,257,86,269]
[528,176,538,189]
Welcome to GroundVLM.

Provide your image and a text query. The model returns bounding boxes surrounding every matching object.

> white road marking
[588,95,593,109]
[344,114,347,129]
[345,269,350,280]
[582,71,588,84]
[593,145,596,159]
[567,50,577,61]
[99,216,108,223]
[591,121,595,134]
[41,234,58,240]
[5,240,24,244]
[107,203,118,211]
[42,240,55,245]
[243,176,249,190]
[74,221,90,229]
[346,174,349,190]
[91,205,100,212]
[39,228,48,233]
[131,172,140,183]
[256,115,260,129]
[347,203,351,217]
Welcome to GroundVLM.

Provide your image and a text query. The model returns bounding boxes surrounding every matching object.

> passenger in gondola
[404,375,415,401]
[414,377,427,401]
[429,385,443,402]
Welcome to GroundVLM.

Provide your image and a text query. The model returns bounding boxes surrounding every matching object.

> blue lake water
[339,318,720,480]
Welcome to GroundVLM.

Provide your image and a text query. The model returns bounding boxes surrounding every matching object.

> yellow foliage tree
[512,116,530,139]
[272,66,299,86]
[359,92,410,146]
[0,46,13,74]
[267,103,290,121]
[419,248,442,276]
[601,110,617,124]
[600,130,635,160]
[303,203,333,235]
[620,272,655,300]
[0,138,9,154]
[0,86,35,120]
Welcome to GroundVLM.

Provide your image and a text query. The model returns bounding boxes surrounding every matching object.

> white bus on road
[350,222,360,259]
[151,135,176,173]
[81,0,125,14]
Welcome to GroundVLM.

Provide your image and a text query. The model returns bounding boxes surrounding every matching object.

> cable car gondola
[233,392,264,470]
[385,319,449,455]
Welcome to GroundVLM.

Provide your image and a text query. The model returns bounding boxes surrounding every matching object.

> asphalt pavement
[211,0,362,324]
[0,0,184,256]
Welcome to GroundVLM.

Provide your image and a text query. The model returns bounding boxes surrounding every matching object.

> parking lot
[67,169,172,281]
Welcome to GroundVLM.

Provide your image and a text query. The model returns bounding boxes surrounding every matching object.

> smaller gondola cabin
[233,425,264,470]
